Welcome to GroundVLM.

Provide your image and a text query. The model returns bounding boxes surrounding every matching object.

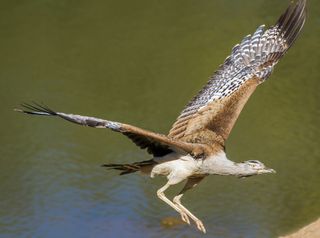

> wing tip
[14,102,57,116]
[276,0,307,47]
[14,108,23,113]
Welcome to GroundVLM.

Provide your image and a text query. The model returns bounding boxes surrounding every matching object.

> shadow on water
[0,0,319,237]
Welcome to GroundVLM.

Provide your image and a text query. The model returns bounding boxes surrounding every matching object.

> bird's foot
[180,212,190,225]
[195,219,206,233]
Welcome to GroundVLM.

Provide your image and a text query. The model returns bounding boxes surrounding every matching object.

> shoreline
[279,218,320,238]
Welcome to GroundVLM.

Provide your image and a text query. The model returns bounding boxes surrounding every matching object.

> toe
[181,213,190,225]
[196,220,206,233]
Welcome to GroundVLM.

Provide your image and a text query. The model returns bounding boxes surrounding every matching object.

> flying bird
[16,0,306,233]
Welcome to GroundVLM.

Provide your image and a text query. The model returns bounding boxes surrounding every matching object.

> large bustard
[16,0,306,233]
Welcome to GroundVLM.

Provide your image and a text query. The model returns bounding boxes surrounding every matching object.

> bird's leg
[173,177,206,233]
[156,182,189,223]
[173,194,206,233]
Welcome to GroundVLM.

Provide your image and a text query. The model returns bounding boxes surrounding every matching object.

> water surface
[0,0,319,237]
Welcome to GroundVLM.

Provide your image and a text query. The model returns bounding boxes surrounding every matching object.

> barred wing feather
[169,0,306,145]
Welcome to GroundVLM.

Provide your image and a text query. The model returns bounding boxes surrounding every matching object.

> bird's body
[140,151,272,180]
[16,0,306,233]
[151,152,250,179]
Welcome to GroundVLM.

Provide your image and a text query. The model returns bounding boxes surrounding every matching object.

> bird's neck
[203,152,256,177]
[231,162,257,177]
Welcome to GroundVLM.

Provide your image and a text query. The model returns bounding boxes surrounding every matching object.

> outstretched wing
[16,103,208,157]
[168,0,306,146]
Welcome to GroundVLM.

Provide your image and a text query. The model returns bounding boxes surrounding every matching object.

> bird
[15,0,306,233]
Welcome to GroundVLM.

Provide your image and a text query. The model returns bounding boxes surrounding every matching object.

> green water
[0,0,319,237]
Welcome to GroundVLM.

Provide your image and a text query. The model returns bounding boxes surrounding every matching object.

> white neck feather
[200,152,256,177]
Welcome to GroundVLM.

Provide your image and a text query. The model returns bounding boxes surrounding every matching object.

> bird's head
[238,160,276,177]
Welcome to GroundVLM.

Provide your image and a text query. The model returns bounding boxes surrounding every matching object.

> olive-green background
[0,0,319,237]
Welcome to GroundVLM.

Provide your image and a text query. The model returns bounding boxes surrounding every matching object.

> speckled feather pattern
[169,0,306,140]
[172,26,285,130]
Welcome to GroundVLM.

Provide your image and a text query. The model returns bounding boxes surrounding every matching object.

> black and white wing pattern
[169,0,306,145]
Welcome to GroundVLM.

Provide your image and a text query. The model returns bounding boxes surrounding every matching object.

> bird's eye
[248,160,258,164]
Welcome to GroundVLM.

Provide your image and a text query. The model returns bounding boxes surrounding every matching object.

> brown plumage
[15,0,306,233]
[169,0,306,145]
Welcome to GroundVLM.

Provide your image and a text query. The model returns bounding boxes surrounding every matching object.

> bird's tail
[102,159,155,175]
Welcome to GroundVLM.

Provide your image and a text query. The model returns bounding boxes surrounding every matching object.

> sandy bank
[280,218,320,238]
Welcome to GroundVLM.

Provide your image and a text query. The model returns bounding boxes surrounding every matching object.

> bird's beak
[259,168,276,174]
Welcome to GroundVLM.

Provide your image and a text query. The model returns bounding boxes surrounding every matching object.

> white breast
[151,153,199,185]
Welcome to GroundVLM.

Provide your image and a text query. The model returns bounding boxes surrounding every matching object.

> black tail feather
[102,159,155,176]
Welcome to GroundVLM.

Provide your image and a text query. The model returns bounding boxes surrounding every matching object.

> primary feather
[169,0,306,144]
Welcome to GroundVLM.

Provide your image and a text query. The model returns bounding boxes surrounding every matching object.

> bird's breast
[151,153,200,178]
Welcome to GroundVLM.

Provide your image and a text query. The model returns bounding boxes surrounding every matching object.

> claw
[196,220,206,233]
